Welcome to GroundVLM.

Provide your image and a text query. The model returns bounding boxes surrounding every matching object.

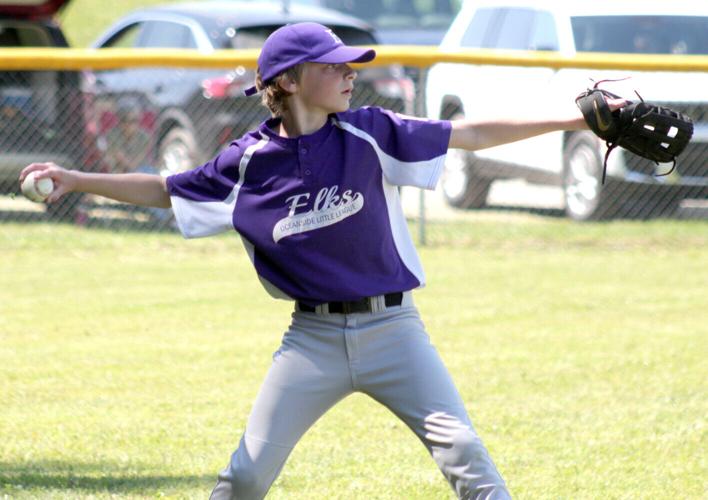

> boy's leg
[210,312,353,500]
[355,306,511,500]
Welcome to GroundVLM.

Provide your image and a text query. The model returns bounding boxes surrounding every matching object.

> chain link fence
[1,63,415,231]
[433,100,708,222]
[1,62,707,235]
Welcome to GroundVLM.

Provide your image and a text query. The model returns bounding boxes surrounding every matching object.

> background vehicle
[426,0,708,220]
[91,1,413,176]
[284,0,462,45]
[0,0,99,218]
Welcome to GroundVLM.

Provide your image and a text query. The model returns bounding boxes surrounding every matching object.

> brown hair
[256,64,304,117]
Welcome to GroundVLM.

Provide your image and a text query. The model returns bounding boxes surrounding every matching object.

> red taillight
[79,70,100,136]
[202,70,250,99]
[373,77,415,102]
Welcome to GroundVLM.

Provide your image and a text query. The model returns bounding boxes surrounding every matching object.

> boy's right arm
[19,162,171,208]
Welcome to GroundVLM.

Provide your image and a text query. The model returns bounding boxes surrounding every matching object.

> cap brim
[244,46,376,96]
[310,46,376,64]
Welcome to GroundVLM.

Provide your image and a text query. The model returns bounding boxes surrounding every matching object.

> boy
[20,22,624,500]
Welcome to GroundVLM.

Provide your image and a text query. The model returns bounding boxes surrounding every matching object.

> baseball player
[20,22,628,500]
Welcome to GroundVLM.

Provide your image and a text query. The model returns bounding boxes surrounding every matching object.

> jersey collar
[258,115,337,149]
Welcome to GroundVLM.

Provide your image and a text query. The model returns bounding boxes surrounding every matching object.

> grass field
[22,3,705,498]
[1,216,706,499]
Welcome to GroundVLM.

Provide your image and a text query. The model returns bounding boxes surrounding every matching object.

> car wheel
[562,132,621,221]
[440,114,491,209]
[158,127,199,176]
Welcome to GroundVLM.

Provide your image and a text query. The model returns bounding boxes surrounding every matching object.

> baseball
[21,171,54,203]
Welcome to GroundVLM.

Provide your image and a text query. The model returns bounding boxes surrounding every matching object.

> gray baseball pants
[210,292,510,499]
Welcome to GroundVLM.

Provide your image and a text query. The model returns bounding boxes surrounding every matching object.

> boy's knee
[448,431,509,499]
[424,413,509,499]
[448,428,491,467]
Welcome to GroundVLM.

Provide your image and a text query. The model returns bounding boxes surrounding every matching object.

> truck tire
[440,112,491,209]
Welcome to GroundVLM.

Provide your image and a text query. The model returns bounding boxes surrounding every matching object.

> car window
[294,0,461,30]
[495,8,535,50]
[460,7,497,48]
[572,15,708,55]
[226,25,376,49]
[333,26,377,45]
[0,23,52,46]
[101,23,142,48]
[230,28,268,49]
[0,21,66,128]
[138,21,197,49]
[461,7,557,51]
[530,11,558,51]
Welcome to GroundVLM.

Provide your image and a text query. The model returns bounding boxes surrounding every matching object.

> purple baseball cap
[244,22,376,96]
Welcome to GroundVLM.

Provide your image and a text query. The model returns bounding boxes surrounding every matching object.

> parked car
[282,0,462,45]
[426,0,708,220]
[0,0,99,218]
[91,1,413,176]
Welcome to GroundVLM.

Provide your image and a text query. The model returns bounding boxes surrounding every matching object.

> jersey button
[301,148,308,155]
[304,169,312,176]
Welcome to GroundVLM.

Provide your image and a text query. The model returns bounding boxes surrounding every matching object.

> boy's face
[294,62,357,114]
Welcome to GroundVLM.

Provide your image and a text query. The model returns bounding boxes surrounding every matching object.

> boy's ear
[277,74,298,94]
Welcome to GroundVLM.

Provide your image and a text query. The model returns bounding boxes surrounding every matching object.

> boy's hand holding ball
[21,170,55,203]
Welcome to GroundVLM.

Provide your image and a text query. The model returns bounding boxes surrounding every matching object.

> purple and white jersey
[167,107,451,305]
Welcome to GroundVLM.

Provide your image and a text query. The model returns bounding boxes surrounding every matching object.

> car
[0,0,100,218]
[277,0,462,45]
[90,1,413,177]
[426,0,708,220]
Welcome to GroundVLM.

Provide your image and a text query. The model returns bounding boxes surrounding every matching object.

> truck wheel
[563,132,621,221]
[440,113,491,209]
[158,127,199,176]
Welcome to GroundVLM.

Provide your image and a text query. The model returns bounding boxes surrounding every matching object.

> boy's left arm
[448,98,627,151]
[448,109,586,151]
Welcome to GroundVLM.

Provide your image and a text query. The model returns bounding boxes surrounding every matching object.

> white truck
[426,0,708,219]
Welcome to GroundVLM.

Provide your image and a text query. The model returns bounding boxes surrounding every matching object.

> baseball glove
[575,82,694,184]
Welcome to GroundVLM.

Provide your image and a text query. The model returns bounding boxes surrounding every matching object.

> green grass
[1,217,707,499]
[59,0,221,48]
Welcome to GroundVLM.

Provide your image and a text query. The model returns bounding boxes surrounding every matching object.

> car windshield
[222,24,377,49]
[572,15,708,55]
[0,23,53,46]
[295,0,460,31]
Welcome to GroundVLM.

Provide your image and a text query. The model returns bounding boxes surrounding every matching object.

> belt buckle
[340,297,371,314]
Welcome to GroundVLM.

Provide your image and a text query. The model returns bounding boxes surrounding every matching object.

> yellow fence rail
[1,46,708,71]
[1,46,705,230]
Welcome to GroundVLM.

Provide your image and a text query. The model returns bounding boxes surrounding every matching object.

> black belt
[298,292,404,314]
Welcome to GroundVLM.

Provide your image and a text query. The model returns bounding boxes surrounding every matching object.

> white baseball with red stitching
[21,171,54,203]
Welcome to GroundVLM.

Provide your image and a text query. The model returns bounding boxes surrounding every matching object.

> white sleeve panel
[335,120,447,190]
[170,194,236,239]
[170,136,270,239]
[381,176,426,287]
